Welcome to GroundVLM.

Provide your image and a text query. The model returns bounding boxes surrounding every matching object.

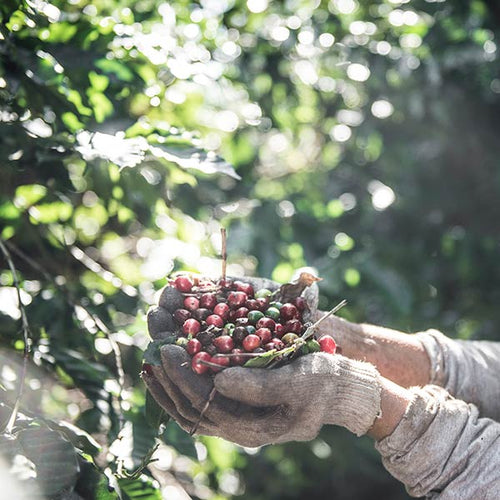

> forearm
[376,386,500,499]
[316,314,431,388]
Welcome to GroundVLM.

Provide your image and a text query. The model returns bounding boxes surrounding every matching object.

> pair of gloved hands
[142,276,382,447]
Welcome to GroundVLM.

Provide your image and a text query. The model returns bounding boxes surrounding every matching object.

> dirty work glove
[143,346,382,446]
[214,353,382,442]
[143,273,320,446]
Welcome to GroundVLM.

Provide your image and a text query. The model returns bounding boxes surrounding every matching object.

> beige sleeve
[376,385,500,499]
[415,329,500,420]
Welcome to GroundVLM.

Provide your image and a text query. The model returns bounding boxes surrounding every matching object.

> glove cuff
[326,356,382,436]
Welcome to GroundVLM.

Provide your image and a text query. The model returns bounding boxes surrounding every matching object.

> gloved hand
[143,345,382,446]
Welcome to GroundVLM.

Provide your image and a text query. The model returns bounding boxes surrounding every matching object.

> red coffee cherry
[213,335,234,353]
[174,276,193,292]
[242,334,261,352]
[200,293,217,309]
[183,318,201,336]
[213,302,230,320]
[206,314,224,328]
[319,336,336,354]
[186,338,202,356]
[183,296,199,311]
[191,352,211,374]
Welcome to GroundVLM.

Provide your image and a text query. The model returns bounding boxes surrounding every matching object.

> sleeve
[375,385,500,499]
[415,329,500,420]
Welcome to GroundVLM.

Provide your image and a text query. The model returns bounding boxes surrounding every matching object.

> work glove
[143,345,382,447]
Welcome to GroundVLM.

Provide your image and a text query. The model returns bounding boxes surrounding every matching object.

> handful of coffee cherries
[147,272,340,375]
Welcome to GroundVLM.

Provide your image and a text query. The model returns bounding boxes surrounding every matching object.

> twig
[190,387,216,436]
[301,300,348,341]
[220,228,227,281]
[0,237,32,434]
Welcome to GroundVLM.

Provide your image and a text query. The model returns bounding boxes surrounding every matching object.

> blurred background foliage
[1,0,500,498]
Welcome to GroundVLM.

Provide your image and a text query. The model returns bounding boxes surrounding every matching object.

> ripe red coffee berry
[255,327,272,344]
[234,307,250,319]
[256,298,269,311]
[213,302,230,320]
[174,308,191,324]
[183,296,199,311]
[256,317,275,331]
[319,336,336,354]
[234,281,254,296]
[280,303,299,321]
[183,318,201,336]
[274,323,285,338]
[206,314,224,328]
[227,291,247,308]
[245,299,260,311]
[191,352,211,374]
[200,293,217,309]
[284,319,302,334]
[186,338,202,356]
[174,276,193,293]
[293,296,307,312]
[192,308,211,321]
[270,338,285,350]
[242,334,261,352]
[230,348,246,366]
[213,335,234,353]
[210,354,231,373]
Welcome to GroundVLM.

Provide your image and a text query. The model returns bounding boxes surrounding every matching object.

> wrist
[368,377,412,441]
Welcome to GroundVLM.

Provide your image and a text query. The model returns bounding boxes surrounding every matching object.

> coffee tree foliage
[1,0,500,498]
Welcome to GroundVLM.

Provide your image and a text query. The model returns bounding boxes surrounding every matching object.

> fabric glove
[143,344,382,446]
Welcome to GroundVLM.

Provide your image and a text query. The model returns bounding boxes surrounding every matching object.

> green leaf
[118,477,162,500]
[143,339,176,366]
[145,391,170,431]
[161,421,197,459]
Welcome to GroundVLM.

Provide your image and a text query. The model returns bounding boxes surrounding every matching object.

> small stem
[301,299,347,341]
[220,228,227,281]
[190,387,217,436]
[0,237,32,434]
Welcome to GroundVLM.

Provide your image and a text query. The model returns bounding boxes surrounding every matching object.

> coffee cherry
[218,278,233,290]
[214,302,230,320]
[284,319,302,334]
[256,327,272,344]
[192,352,211,374]
[227,291,248,308]
[206,314,224,328]
[245,325,256,335]
[270,338,285,350]
[256,317,275,331]
[183,318,201,336]
[319,336,336,354]
[234,307,250,319]
[274,323,285,338]
[245,299,260,311]
[256,298,269,311]
[282,332,299,345]
[264,339,284,351]
[186,338,202,356]
[173,308,191,324]
[176,337,189,348]
[306,339,321,353]
[213,335,234,353]
[255,288,272,299]
[232,326,247,344]
[230,348,246,365]
[205,344,217,356]
[234,281,254,296]
[210,354,231,372]
[192,308,211,321]
[269,301,283,310]
[293,296,307,312]
[223,322,235,335]
[174,276,193,293]
[197,330,215,346]
[248,310,264,324]
[183,296,199,311]
[265,307,280,321]
[200,293,217,309]
[280,303,299,322]
[242,334,261,352]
